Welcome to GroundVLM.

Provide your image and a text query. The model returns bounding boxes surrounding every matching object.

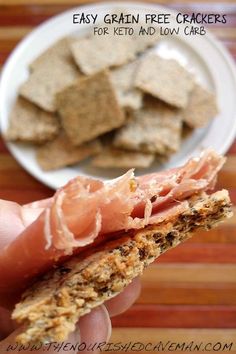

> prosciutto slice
[0,149,225,294]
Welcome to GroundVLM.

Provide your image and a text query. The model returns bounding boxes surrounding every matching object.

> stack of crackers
[6,34,218,171]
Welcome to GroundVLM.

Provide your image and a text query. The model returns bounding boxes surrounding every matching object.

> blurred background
[0,0,236,353]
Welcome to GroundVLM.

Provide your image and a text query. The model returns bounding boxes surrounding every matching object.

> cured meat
[0,149,225,297]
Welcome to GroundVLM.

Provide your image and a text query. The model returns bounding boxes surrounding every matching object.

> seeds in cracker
[56,70,125,146]
[183,83,218,128]
[114,97,182,154]
[29,37,76,71]
[135,54,194,108]
[111,60,143,110]
[37,133,101,171]
[92,147,154,168]
[6,97,59,144]
[20,55,80,112]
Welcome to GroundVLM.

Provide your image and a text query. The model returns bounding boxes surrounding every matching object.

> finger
[0,200,44,248]
[79,305,111,354]
[105,277,141,317]
[0,326,79,354]
[20,206,45,228]
[23,197,52,209]
[21,198,52,228]
[0,200,26,247]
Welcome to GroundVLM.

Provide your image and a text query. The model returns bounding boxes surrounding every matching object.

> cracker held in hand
[6,97,59,143]
[57,70,125,146]
[135,54,194,108]
[37,133,101,170]
[20,53,80,112]
[92,147,154,168]
[183,83,218,128]
[0,150,230,344]
[8,150,232,344]
[111,60,143,110]
[13,190,232,344]
[114,98,182,154]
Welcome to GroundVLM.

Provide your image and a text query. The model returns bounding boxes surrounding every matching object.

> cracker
[29,37,76,71]
[114,97,182,154]
[37,133,101,171]
[6,97,59,144]
[20,53,80,113]
[111,60,143,110]
[70,30,158,75]
[71,35,135,75]
[56,70,125,146]
[135,54,194,108]
[183,83,218,128]
[92,147,154,168]
[13,190,232,344]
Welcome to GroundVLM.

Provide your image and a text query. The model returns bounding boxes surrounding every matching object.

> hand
[0,199,141,353]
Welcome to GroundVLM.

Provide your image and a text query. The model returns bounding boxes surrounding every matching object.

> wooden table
[0,1,236,352]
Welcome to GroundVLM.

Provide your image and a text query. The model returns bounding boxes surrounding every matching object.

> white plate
[1,2,236,190]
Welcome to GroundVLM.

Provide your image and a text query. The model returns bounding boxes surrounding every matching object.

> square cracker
[6,97,59,143]
[92,147,154,168]
[135,54,194,108]
[56,70,125,146]
[183,83,218,128]
[29,37,76,71]
[70,30,158,75]
[114,97,182,154]
[111,60,143,110]
[71,35,135,75]
[37,133,101,171]
[20,48,80,112]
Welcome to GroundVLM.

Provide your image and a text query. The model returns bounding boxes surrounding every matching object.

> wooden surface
[0,0,236,352]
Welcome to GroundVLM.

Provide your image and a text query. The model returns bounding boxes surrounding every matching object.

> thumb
[0,326,80,354]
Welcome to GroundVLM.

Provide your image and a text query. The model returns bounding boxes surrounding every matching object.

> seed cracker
[37,133,101,171]
[92,147,154,168]
[183,83,218,128]
[71,35,136,75]
[56,70,125,146]
[114,97,182,154]
[135,54,194,108]
[13,190,232,344]
[70,30,158,75]
[29,37,76,71]
[20,54,80,113]
[111,60,143,110]
[6,97,60,144]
